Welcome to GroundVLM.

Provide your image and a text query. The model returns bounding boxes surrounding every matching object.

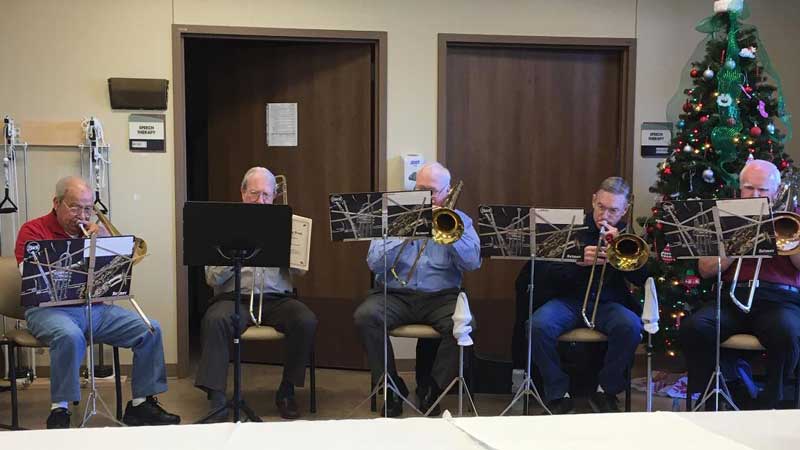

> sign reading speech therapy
[641,122,672,158]
[129,114,165,152]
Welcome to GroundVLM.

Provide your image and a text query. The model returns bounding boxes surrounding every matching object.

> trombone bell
[607,234,649,272]
[774,212,800,255]
[432,208,464,245]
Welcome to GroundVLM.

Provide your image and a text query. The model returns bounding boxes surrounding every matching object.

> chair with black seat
[0,255,123,429]
[239,324,317,413]
[685,333,800,411]
[557,328,637,412]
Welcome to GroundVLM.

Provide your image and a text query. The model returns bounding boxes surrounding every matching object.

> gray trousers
[195,293,318,393]
[353,288,462,390]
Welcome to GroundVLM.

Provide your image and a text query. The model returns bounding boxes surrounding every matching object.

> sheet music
[291,214,312,271]
[714,197,776,258]
[531,208,586,261]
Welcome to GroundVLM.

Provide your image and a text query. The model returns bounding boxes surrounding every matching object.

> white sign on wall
[267,103,298,147]
[129,114,165,152]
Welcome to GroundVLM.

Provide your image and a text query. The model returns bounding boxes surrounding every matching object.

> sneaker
[544,397,574,415]
[46,407,71,429]
[122,397,181,426]
[589,392,620,413]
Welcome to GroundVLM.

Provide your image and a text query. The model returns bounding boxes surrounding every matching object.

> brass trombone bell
[774,211,800,255]
[607,234,650,272]
[94,207,148,265]
[432,207,464,245]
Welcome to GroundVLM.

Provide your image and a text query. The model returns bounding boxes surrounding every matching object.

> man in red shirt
[681,160,800,409]
[15,176,180,428]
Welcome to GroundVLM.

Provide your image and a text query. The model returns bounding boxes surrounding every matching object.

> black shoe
[276,396,300,420]
[545,397,575,415]
[420,386,443,417]
[46,408,71,429]
[589,392,620,413]
[122,397,181,426]
[380,392,403,418]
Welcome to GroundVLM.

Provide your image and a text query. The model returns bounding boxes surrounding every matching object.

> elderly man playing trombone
[681,159,800,409]
[353,162,481,417]
[14,176,179,429]
[195,166,318,420]
[527,177,647,414]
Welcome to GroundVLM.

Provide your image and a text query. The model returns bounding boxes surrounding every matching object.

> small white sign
[129,114,165,151]
[267,103,298,147]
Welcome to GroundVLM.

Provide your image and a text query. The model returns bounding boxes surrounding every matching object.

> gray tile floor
[0,363,678,430]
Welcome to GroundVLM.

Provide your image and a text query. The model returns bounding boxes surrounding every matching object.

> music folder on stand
[330,190,433,417]
[478,205,585,415]
[184,201,292,423]
[21,234,141,427]
[657,197,775,411]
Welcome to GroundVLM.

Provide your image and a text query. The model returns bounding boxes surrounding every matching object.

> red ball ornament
[683,102,692,113]
[663,166,672,175]
[750,125,762,137]
[748,147,755,153]
[656,222,664,230]
[781,160,790,169]
[690,68,700,78]
[745,85,753,94]
[700,115,709,123]
[727,117,736,126]
[683,274,701,288]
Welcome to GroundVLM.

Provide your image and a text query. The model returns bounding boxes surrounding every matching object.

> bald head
[55,176,92,202]
[739,159,781,199]
[416,162,452,206]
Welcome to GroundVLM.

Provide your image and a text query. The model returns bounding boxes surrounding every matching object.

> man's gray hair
[418,162,452,189]
[740,159,781,187]
[598,176,631,202]
[240,166,277,192]
[54,176,91,202]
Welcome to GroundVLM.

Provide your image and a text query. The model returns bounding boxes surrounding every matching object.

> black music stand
[184,201,292,423]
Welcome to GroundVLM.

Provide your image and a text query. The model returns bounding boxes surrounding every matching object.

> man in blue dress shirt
[354,162,481,417]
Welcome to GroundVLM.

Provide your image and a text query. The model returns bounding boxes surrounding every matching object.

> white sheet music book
[291,214,312,271]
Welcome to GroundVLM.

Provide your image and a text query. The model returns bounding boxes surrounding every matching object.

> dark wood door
[442,43,627,360]
[188,38,376,368]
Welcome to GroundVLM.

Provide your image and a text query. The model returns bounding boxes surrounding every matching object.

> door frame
[172,24,388,377]
[437,33,636,182]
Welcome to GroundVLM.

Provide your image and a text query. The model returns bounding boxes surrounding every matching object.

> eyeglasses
[65,204,95,217]
[593,201,625,217]
[245,190,274,202]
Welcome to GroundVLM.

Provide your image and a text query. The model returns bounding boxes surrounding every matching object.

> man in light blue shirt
[195,167,318,421]
[354,162,480,417]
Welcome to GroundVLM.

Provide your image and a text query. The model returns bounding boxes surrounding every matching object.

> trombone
[728,206,800,313]
[249,174,288,325]
[581,202,650,328]
[390,180,464,286]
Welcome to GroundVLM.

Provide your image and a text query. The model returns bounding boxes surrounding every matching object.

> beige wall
[1,0,799,366]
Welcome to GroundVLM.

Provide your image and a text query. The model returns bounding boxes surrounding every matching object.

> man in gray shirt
[195,167,318,420]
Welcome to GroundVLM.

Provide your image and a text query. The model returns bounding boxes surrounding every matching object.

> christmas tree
[640,0,794,359]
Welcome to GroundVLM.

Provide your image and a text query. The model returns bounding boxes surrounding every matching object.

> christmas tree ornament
[750,125,762,137]
[747,153,755,162]
[724,58,736,69]
[739,46,756,59]
[748,147,755,153]
[683,102,692,113]
[660,245,674,264]
[716,93,732,107]
[767,123,776,134]
[683,270,701,288]
[714,0,743,13]
[703,68,715,80]
[690,68,700,78]
[757,100,768,118]
[781,160,790,169]
[702,168,716,183]
[726,117,736,126]
[700,115,709,123]
[663,166,672,175]
[677,119,686,128]
[742,84,753,95]
[683,144,693,153]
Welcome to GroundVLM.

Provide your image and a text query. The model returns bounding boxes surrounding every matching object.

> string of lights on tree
[636,0,794,359]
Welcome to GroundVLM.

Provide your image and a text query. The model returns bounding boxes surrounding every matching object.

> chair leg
[10,343,19,429]
[113,347,122,420]
[794,363,800,409]
[309,347,316,414]
[625,365,632,412]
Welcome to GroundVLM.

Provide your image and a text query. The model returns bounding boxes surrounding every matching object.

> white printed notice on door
[266,103,298,147]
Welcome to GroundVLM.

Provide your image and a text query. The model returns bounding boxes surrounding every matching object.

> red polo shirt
[721,255,800,288]
[15,210,71,264]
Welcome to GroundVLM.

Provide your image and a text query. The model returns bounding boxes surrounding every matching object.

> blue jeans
[25,303,168,403]
[530,298,642,401]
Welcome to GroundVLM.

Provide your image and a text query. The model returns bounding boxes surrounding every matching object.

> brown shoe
[276,396,300,420]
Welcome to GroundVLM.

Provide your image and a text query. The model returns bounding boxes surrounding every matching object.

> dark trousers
[681,290,800,407]
[353,288,462,391]
[195,293,318,394]
[530,298,642,401]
